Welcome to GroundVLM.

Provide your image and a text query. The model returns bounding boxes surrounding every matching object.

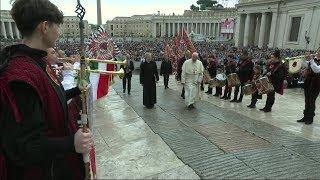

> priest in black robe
[140,53,159,109]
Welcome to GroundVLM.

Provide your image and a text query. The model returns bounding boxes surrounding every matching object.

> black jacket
[160,60,172,75]
[120,60,134,77]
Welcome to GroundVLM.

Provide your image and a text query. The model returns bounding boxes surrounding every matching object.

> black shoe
[188,104,195,109]
[259,108,266,111]
[123,90,125,93]
[236,99,242,103]
[263,108,271,113]
[230,99,237,102]
[247,104,256,108]
[146,105,154,109]
[305,121,313,125]
[297,118,306,123]
[128,92,131,95]
[213,94,219,97]
[221,96,226,99]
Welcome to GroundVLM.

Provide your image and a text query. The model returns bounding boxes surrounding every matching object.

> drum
[242,83,256,95]
[254,77,274,95]
[203,70,211,84]
[227,73,241,87]
[288,58,303,74]
[209,78,226,88]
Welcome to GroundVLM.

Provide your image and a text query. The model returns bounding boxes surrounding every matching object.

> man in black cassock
[176,50,191,99]
[160,57,172,89]
[140,53,159,109]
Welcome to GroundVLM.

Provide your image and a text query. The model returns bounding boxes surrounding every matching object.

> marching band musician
[247,66,263,108]
[297,48,320,125]
[231,50,254,103]
[260,50,287,112]
[221,55,236,100]
[205,55,218,95]
[0,0,92,179]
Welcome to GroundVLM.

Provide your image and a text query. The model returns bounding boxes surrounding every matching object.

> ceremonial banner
[220,18,235,34]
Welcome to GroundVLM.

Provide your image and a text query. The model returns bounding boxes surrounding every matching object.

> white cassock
[181,59,204,106]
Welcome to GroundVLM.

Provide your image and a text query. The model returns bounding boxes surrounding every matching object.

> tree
[190,4,200,11]
[196,0,219,10]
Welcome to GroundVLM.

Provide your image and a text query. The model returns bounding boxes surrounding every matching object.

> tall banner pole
[75,1,92,179]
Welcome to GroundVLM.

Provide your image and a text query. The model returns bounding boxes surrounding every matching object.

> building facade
[0,10,21,40]
[234,0,320,50]
[105,8,237,39]
[0,11,91,40]
[60,16,91,39]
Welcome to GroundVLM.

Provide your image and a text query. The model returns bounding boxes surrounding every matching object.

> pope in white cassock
[181,52,204,109]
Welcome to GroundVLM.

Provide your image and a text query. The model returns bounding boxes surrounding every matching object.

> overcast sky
[1,0,237,24]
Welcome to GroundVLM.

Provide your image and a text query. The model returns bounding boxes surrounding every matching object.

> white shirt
[61,62,79,90]
[310,59,320,73]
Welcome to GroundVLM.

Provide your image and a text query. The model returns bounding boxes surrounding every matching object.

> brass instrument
[284,53,316,74]
[73,68,125,79]
[58,57,127,65]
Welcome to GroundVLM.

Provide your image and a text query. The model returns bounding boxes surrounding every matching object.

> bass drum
[242,83,256,95]
[227,73,241,87]
[254,77,274,95]
[288,58,303,74]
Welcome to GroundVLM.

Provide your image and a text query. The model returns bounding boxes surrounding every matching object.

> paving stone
[289,143,320,162]
[113,77,320,179]
[188,154,262,179]
[233,146,320,179]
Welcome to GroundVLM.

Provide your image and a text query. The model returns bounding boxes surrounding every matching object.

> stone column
[173,23,176,36]
[7,22,14,39]
[243,14,252,47]
[268,12,278,48]
[161,23,165,37]
[187,23,189,33]
[258,13,267,48]
[0,21,7,39]
[155,23,158,37]
[209,23,212,37]
[254,15,261,46]
[204,23,207,36]
[195,23,198,34]
[217,22,221,38]
[97,0,102,25]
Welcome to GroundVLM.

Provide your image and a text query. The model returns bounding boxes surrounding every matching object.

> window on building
[111,25,114,31]
[289,17,302,42]
[116,25,118,28]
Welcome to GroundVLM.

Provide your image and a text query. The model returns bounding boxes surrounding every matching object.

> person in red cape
[297,48,320,125]
[0,0,93,179]
[231,50,254,103]
[260,50,287,113]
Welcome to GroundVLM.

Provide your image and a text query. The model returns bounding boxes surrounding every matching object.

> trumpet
[58,57,127,65]
[284,53,317,61]
[73,67,125,79]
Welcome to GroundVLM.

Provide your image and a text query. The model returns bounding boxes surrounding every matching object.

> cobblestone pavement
[96,75,320,179]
